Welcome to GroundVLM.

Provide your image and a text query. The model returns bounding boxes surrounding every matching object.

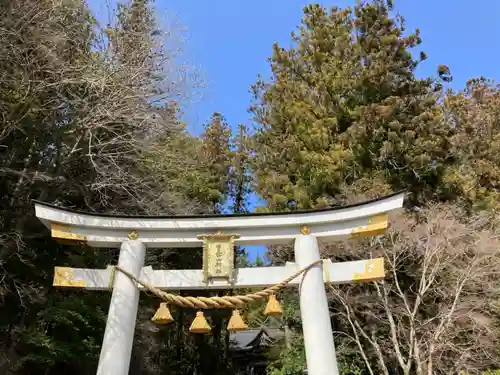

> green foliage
[443,78,500,211]
[337,355,367,375]
[145,121,219,214]
[251,1,500,374]
[3,0,500,374]
[251,1,452,209]
[230,124,253,213]
[0,1,242,374]
[200,113,233,212]
[268,336,368,375]
[267,337,306,375]
[15,294,108,373]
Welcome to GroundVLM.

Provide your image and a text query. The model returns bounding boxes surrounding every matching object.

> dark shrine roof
[229,327,284,351]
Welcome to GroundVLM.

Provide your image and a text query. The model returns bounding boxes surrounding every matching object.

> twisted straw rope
[115,259,323,310]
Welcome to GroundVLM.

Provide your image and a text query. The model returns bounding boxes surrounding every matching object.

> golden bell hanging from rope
[189,311,211,334]
[151,302,174,325]
[264,294,283,317]
[227,310,248,332]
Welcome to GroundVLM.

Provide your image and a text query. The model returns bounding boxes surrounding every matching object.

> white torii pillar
[96,239,145,375]
[295,233,338,374]
[34,192,405,375]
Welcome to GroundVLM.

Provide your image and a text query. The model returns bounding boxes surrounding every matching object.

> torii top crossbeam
[33,191,405,248]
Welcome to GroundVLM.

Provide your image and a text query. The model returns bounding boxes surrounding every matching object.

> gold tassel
[227,310,248,332]
[264,294,283,317]
[189,311,211,334]
[151,302,174,325]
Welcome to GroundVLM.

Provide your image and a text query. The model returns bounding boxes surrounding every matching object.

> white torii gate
[34,192,405,375]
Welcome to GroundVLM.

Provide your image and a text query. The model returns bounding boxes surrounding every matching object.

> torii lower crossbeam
[53,258,384,290]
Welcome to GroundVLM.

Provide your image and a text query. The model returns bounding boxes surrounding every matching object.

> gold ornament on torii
[197,231,240,283]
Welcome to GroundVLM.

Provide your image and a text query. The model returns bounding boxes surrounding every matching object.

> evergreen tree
[200,112,233,213]
[443,77,500,211]
[229,124,252,266]
[251,1,452,210]
[230,124,252,214]
[248,1,459,373]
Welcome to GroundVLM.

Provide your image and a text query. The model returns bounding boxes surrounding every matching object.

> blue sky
[89,0,500,261]
[152,0,500,132]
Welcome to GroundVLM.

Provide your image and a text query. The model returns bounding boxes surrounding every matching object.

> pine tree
[443,78,500,211]
[251,1,452,210]
[200,112,233,213]
[230,124,252,214]
[249,1,457,373]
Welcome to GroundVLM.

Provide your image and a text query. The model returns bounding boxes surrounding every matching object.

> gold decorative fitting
[198,232,240,283]
[53,267,87,287]
[128,230,139,240]
[151,303,174,325]
[350,214,389,239]
[323,259,331,283]
[107,265,117,288]
[227,310,248,332]
[300,225,311,235]
[189,311,211,334]
[50,223,86,243]
[264,294,283,317]
[353,258,385,282]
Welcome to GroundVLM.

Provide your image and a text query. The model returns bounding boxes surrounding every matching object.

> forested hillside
[1,0,499,374]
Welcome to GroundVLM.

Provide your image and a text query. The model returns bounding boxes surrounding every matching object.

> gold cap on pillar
[264,294,283,317]
[189,311,211,334]
[227,310,248,332]
[151,303,174,325]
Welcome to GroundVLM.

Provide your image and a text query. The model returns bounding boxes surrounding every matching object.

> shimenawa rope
[115,259,323,310]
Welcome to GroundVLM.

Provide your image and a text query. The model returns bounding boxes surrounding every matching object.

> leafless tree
[329,205,500,375]
[0,1,207,372]
[0,0,206,217]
